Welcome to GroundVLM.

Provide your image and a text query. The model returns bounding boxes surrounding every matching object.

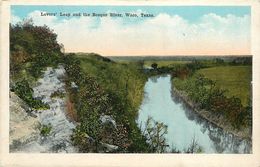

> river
[137,75,252,153]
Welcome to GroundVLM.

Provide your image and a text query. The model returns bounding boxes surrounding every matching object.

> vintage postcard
[1,0,260,167]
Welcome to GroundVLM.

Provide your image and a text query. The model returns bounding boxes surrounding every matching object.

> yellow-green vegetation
[11,79,50,110]
[197,66,252,106]
[75,54,146,113]
[172,62,252,130]
[112,60,132,64]
[50,90,65,99]
[65,53,150,152]
[144,60,190,68]
[10,20,63,109]
[40,124,52,136]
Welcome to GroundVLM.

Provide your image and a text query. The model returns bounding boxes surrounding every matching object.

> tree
[10,19,63,78]
[151,63,158,70]
[185,136,203,153]
[246,98,252,132]
[143,116,169,153]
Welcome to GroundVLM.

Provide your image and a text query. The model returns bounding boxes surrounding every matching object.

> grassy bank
[197,66,252,106]
[64,53,150,152]
[172,64,252,136]
[172,87,251,139]
[75,53,146,113]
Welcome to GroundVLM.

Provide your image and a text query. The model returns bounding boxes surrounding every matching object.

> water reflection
[138,75,252,153]
[172,93,252,154]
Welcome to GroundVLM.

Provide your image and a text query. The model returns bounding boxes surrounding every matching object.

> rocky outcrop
[100,114,117,129]
[9,92,40,151]
[10,66,77,153]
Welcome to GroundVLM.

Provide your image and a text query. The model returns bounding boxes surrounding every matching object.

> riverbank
[171,85,251,140]
[64,53,151,153]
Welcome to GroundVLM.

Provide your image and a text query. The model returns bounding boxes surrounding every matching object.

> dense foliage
[64,54,151,152]
[10,19,63,79]
[11,79,49,110]
[10,20,63,110]
[145,60,204,77]
[197,66,252,106]
[173,73,252,129]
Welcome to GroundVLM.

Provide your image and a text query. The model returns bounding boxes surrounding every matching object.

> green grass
[68,53,150,152]
[197,66,252,106]
[144,60,191,68]
[74,54,147,112]
[107,57,191,67]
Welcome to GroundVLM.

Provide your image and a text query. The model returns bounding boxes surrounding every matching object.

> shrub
[65,54,150,152]
[40,124,52,136]
[12,79,49,110]
[50,90,65,98]
[173,74,250,129]
[10,20,63,79]
[142,116,169,153]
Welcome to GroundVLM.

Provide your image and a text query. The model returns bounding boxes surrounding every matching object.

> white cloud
[12,11,250,55]
[28,10,58,26]
[11,15,22,24]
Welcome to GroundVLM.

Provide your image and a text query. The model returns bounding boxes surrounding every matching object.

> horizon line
[66,52,252,57]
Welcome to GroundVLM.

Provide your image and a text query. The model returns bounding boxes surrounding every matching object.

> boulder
[100,114,116,129]
[9,92,40,151]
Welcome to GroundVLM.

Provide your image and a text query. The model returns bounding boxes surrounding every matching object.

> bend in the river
[137,74,252,153]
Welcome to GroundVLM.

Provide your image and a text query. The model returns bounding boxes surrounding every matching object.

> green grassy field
[197,66,252,106]
[107,59,191,66]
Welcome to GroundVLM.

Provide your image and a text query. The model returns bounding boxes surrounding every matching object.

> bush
[12,79,49,110]
[50,90,65,98]
[40,124,52,136]
[142,116,169,153]
[65,54,150,152]
[10,20,63,79]
[151,63,158,69]
[173,73,250,129]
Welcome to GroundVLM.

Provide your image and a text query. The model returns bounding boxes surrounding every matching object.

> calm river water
[137,75,252,153]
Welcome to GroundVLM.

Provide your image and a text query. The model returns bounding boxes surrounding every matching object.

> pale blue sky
[11,6,251,56]
[11,5,250,23]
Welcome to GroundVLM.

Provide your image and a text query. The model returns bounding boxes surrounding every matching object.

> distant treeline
[109,55,252,64]
[143,56,252,76]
